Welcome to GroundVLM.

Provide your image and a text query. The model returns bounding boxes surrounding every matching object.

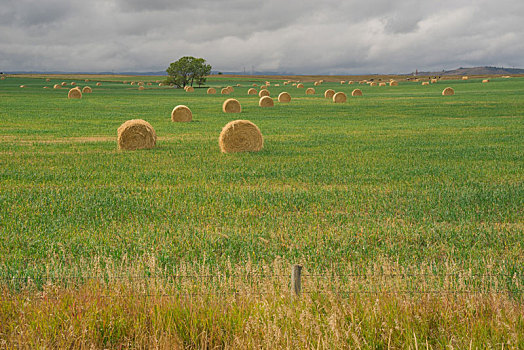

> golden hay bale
[275,84,280,87]
[462,76,468,80]
[131,82,136,85]
[138,82,144,86]
[340,81,346,84]
[370,82,377,86]
[138,86,145,90]
[259,96,274,107]
[348,81,354,84]
[96,82,102,86]
[227,86,234,92]
[379,82,386,87]
[482,79,489,83]
[236,84,241,87]
[283,82,289,85]
[314,81,320,86]
[218,120,263,153]
[305,87,315,95]
[53,84,61,89]
[389,81,398,86]
[158,83,164,86]
[292,83,297,86]
[68,88,82,99]
[259,89,270,97]
[186,86,194,92]
[333,92,347,103]
[82,86,92,93]
[252,83,258,87]
[43,86,49,89]
[221,87,230,95]
[260,85,267,90]
[352,89,363,96]
[85,79,90,82]
[171,105,192,122]
[46,78,51,82]
[61,82,67,86]
[247,88,257,95]
[296,83,304,88]
[207,87,216,94]
[222,98,241,113]
[324,89,335,99]
[442,87,454,96]
[19,85,26,88]
[278,92,291,102]
[71,82,76,86]
[117,119,156,151]
[431,79,438,83]
[147,83,152,86]
[421,82,429,85]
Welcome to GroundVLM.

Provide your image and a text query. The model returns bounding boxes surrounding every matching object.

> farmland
[0,74,523,347]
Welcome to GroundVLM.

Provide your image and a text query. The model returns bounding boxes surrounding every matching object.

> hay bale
[431,79,437,83]
[53,84,61,89]
[482,79,489,83]
[218,120,263,153]
[292,83,297,86]
[305,87,315,95]
[348,81,354,84]
[82,86,92,93]
[248,88,257,95]
[252,83,258,87]
[236,84,241,87]
[442,87,454,96]
[222,98,241,113]
[227,86,234,92]
[333,92,347,103]
[158,83,164,86]
[351,89,362,96]
[260,85,267,90]
[19,85,26,88]
[171,105,192,122]
[462,76,468,80]
[207,87,216,94]
[96,82,102,86]
[275,84,280,87]
[138,82,144,86]
[68,88,82,99]
[131,82,135,85]
[147,82,152,86]
[340,81,346,84]
[117,119,156,151]
[324,89,335,99]
[138,86,145,90]
[221,87,230,95]
[314,81,320,86]
[389,81,398,86]
[43,86,49,89]
[379,82,386,87]
[61,82,67,86]
[278,92,291,102]
[370,82,377,86]
[259,89,270,97]
[46,78,51,82]
[186,86,194,92]
[421,82,429,85]
[296,83,304,88]
[259,96,274,107]
[71,82,76,86]
[283,82,289,85]
[85,79,90,82]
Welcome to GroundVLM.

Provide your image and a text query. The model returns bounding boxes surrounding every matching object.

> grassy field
[0,74,523,347]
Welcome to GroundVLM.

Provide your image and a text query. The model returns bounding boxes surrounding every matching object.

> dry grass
[117,119,156,151]
[218,119,263,153]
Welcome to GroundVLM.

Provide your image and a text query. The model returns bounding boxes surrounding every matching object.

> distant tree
[166,56,211,88]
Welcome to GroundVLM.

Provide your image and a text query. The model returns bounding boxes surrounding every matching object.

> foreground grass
[0,74,523,346]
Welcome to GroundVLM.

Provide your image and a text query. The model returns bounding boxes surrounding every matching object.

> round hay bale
[340,81,346,84]
[222,98,241,113]
[462,76,468,80]
[138,82,144,86]
[207,87,216,94]
[71,82,76,86]
[275,84,280,87]
[61,82,67,86]
[171,105,192,122]
[278,92,291,102]
[68,88,82,99]
[296,83,304,88]
[158,83,164,86]
[482,79,489,83]
[259,96,274,107]
[283,82,289,85]
[314,81,320,86]
[85,79,90,82]
[431,79,438,83]
[82,86,92,93]
[370,82,377,86]
[221,87,230,95]
[117,119,156,151]
[218,120,263,153]
[186,86,194,92]
[227,86,234,92]
[305,87,315,95]
[252,83,258,87]
[46,78,51,82]
[324,89,335,99]
[442,87,454,96]
[236,84,241,87]
[389,81,398,86]
[333,92,347,103]
[379,82,386,87]
[138,86,145,90]
[421,82,429,85]
[130,82,136,85]
[348,81,354,85]
[43,86,49,89]
[259,89,270,97]
[19,85,26,88]
[292,83,297,86]
[147,82,152,86]
[96,82,102,86]
[351,89,363,96]
[260,85,267,90]
[247,88,257,95]
[53,84,61,89]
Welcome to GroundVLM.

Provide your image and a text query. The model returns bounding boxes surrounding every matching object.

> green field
[1,75,523,347]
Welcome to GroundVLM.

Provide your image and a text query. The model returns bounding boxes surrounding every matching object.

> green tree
[166,56,212,88]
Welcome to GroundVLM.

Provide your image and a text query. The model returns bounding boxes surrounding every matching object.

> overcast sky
[1,0,523,74]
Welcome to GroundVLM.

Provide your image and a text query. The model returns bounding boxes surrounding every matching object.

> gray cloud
[0,0,522,73]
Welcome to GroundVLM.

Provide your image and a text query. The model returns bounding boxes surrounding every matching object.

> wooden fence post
[291,264,302,296]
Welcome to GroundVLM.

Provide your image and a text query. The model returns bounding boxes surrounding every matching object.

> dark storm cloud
[0,0,522,73]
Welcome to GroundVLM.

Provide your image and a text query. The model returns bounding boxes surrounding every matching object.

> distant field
[0,74,523,347]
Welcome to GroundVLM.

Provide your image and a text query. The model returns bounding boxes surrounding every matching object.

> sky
[1,0,523,74]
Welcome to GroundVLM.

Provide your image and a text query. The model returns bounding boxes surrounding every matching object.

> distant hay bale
[442,87,455,96]
[222,98,241,113]
[421,82,429,85]
[305,87,315,95]
[19,85,26,88]
[370,82,377,86]
[147,83,152,86]
[389,81,398,86]
[43,86,49,89]
[96,82,102,86]
[333,92,347,103]
[351,89,363,96]
[61,82,67,86]
[259,89,270,97]
[292,83,297,86]
[252,83,258,87]
[236,84,241,87]
[171,105,192,122]
[379,82,386,87]
[275,84,280,87]
[278,92,291,102]
[296,83,304,88]
[68,88,82,99]
[117,119,156,151]
[227,86,234,92]
[71,82,76,86]
[340,81,346,84]
[207,87,216,94]
[53,84,61,89]
[186,86,194,92]
[314,82,320,86]
[158,83,164,86]
[221,88,230,94]
[283,82,289,85]
[348,81,354,85]
[260,85,267,90]
[502,75,511,78]
[85,79,90,82]
[431,79,438,83]
[82,86,92,93]
[462,76,468,80]
[46,78,51,82]
[247,88,257,95]
[259,96,274,107]
[138,82,144,86]
[138,86,145,90]
[131,82,135,85]
[482,79,489,83]
[324,89,335,99]
[218,120,263,153]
